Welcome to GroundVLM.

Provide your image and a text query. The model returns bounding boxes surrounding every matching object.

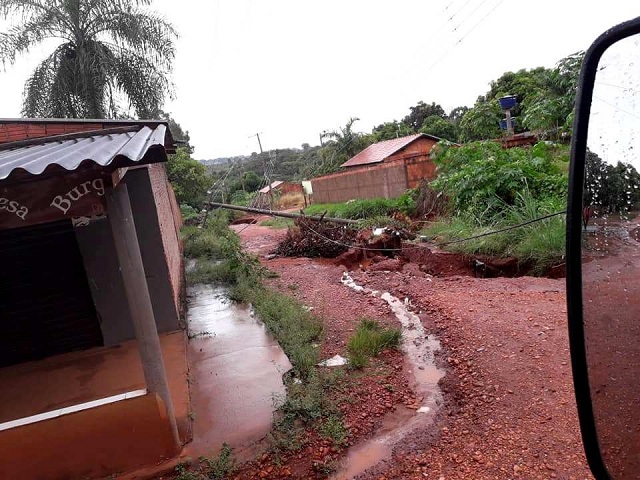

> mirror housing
[568,16,640,480]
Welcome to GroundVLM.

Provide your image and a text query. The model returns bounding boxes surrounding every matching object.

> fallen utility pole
[206,202,358,225]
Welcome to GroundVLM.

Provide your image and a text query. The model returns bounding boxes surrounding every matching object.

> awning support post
[106,183,180,447]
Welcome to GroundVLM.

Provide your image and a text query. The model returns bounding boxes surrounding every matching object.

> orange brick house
[310,133,440,203]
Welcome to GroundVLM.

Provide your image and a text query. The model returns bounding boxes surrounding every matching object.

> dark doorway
[0,220,103,367]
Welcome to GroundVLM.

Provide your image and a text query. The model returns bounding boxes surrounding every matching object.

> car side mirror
[568,16,640,480]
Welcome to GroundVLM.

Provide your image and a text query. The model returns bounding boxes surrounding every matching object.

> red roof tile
[340,133,437,168]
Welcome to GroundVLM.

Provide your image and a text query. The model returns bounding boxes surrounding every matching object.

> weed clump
[347,318,402,369]
[174,443,235,480]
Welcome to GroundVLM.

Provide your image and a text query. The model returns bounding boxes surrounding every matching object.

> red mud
[211,220,591,479]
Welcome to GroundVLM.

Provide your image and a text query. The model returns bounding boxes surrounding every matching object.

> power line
[455,0,505,44]
[295,210,566,253]
[425,0,505,73]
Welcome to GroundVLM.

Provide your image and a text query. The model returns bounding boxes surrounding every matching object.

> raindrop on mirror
[582,33,640,479]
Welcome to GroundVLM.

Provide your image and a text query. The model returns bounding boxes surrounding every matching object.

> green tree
[522,52,584,138]
[458,101,502,142]
[371,121,413,141]
[0,0,176,118]
[319,117,372,173]
[420,115,459,142]
[403,101,446,131]
[430,141,568,218]
[448,106,469,126]
[584,150,640,213]
[166,147,211,208]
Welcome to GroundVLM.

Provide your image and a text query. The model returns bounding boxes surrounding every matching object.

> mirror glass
[582,33,640,479]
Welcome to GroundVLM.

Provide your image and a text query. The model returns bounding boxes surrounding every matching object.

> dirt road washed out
[333,273,444,479]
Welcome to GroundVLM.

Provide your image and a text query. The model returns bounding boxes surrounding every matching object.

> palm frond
[0,10,67,65]
[3,0,177,119]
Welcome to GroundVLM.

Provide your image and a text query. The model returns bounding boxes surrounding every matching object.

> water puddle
[332,273,445,479]
[185,284,292,460]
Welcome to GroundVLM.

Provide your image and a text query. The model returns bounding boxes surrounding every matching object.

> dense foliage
[584,150,640,214]
[430,141,568,220]
[0,0,176,118]
[166,146,211,208]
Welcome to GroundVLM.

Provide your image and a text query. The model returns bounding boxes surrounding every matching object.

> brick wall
[147,164,183,312]
[405,155,437,188]
[311,161,408,203]
[0,122,103,143]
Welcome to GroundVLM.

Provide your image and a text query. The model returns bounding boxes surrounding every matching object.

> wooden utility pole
[206,202,358,225]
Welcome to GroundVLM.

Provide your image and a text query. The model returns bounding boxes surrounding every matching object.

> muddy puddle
[185,284,292,460]
[333,273,445,479]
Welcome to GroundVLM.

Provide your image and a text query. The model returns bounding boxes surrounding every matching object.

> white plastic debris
[341,272,364,292]
[317,354,349,367]
[372,227,386,236]
[417,406,431,414]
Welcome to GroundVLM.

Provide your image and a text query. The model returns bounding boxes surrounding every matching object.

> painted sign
[0,173,110,230]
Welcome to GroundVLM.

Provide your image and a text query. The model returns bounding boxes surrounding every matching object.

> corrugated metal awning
[0,125,168,182]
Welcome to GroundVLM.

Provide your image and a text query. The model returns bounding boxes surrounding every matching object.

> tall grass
[424,191,566,273]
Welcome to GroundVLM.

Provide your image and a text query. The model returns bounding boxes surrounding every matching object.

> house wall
[75,218,134,345]
[311,161,408,203]
[311,136,439,203]
[278,182,303,195]
[147,163,184,312]
[76,167,182,344]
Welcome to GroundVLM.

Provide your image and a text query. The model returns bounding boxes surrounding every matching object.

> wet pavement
[185,284,292,460]
[332,274,445,479]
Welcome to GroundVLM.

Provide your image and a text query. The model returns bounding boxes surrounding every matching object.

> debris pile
[272,217,357,258]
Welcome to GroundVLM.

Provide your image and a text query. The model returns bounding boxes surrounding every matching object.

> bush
[430,141,568,221]
[347,318,401,369]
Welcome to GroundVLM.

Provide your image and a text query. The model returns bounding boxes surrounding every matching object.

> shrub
[430,141,568,220]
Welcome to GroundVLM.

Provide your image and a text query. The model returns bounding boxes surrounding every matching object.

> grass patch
[200,444,235,479]
[277,192,305,209]
[269,369,346,454]
[347,318,402,369]
[186,260,235,286]
[173,444,235,480]
[423,190,566,274]
[305,191,416,220]
[319,415,348,447]
[260,217,295,229]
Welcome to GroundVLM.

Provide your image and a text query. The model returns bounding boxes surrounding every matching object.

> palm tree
[0,0,177,118]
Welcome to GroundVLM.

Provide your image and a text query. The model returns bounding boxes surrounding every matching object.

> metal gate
[0,220,103,367]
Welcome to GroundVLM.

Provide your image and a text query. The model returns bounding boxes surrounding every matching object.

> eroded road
[234,221,593,480]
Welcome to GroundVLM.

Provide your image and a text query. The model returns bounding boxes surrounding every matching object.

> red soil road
[234,220,593,480]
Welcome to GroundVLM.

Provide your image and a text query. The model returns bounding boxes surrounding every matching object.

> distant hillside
[199,155,249,167]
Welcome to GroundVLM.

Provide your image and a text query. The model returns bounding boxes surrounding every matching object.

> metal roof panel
[340,133,438,168]
[0,125,168,181]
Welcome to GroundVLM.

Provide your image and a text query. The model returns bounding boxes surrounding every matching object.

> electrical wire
[294,210,567,253]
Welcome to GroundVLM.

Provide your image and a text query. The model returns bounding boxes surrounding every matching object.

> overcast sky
[0,1,638,160]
